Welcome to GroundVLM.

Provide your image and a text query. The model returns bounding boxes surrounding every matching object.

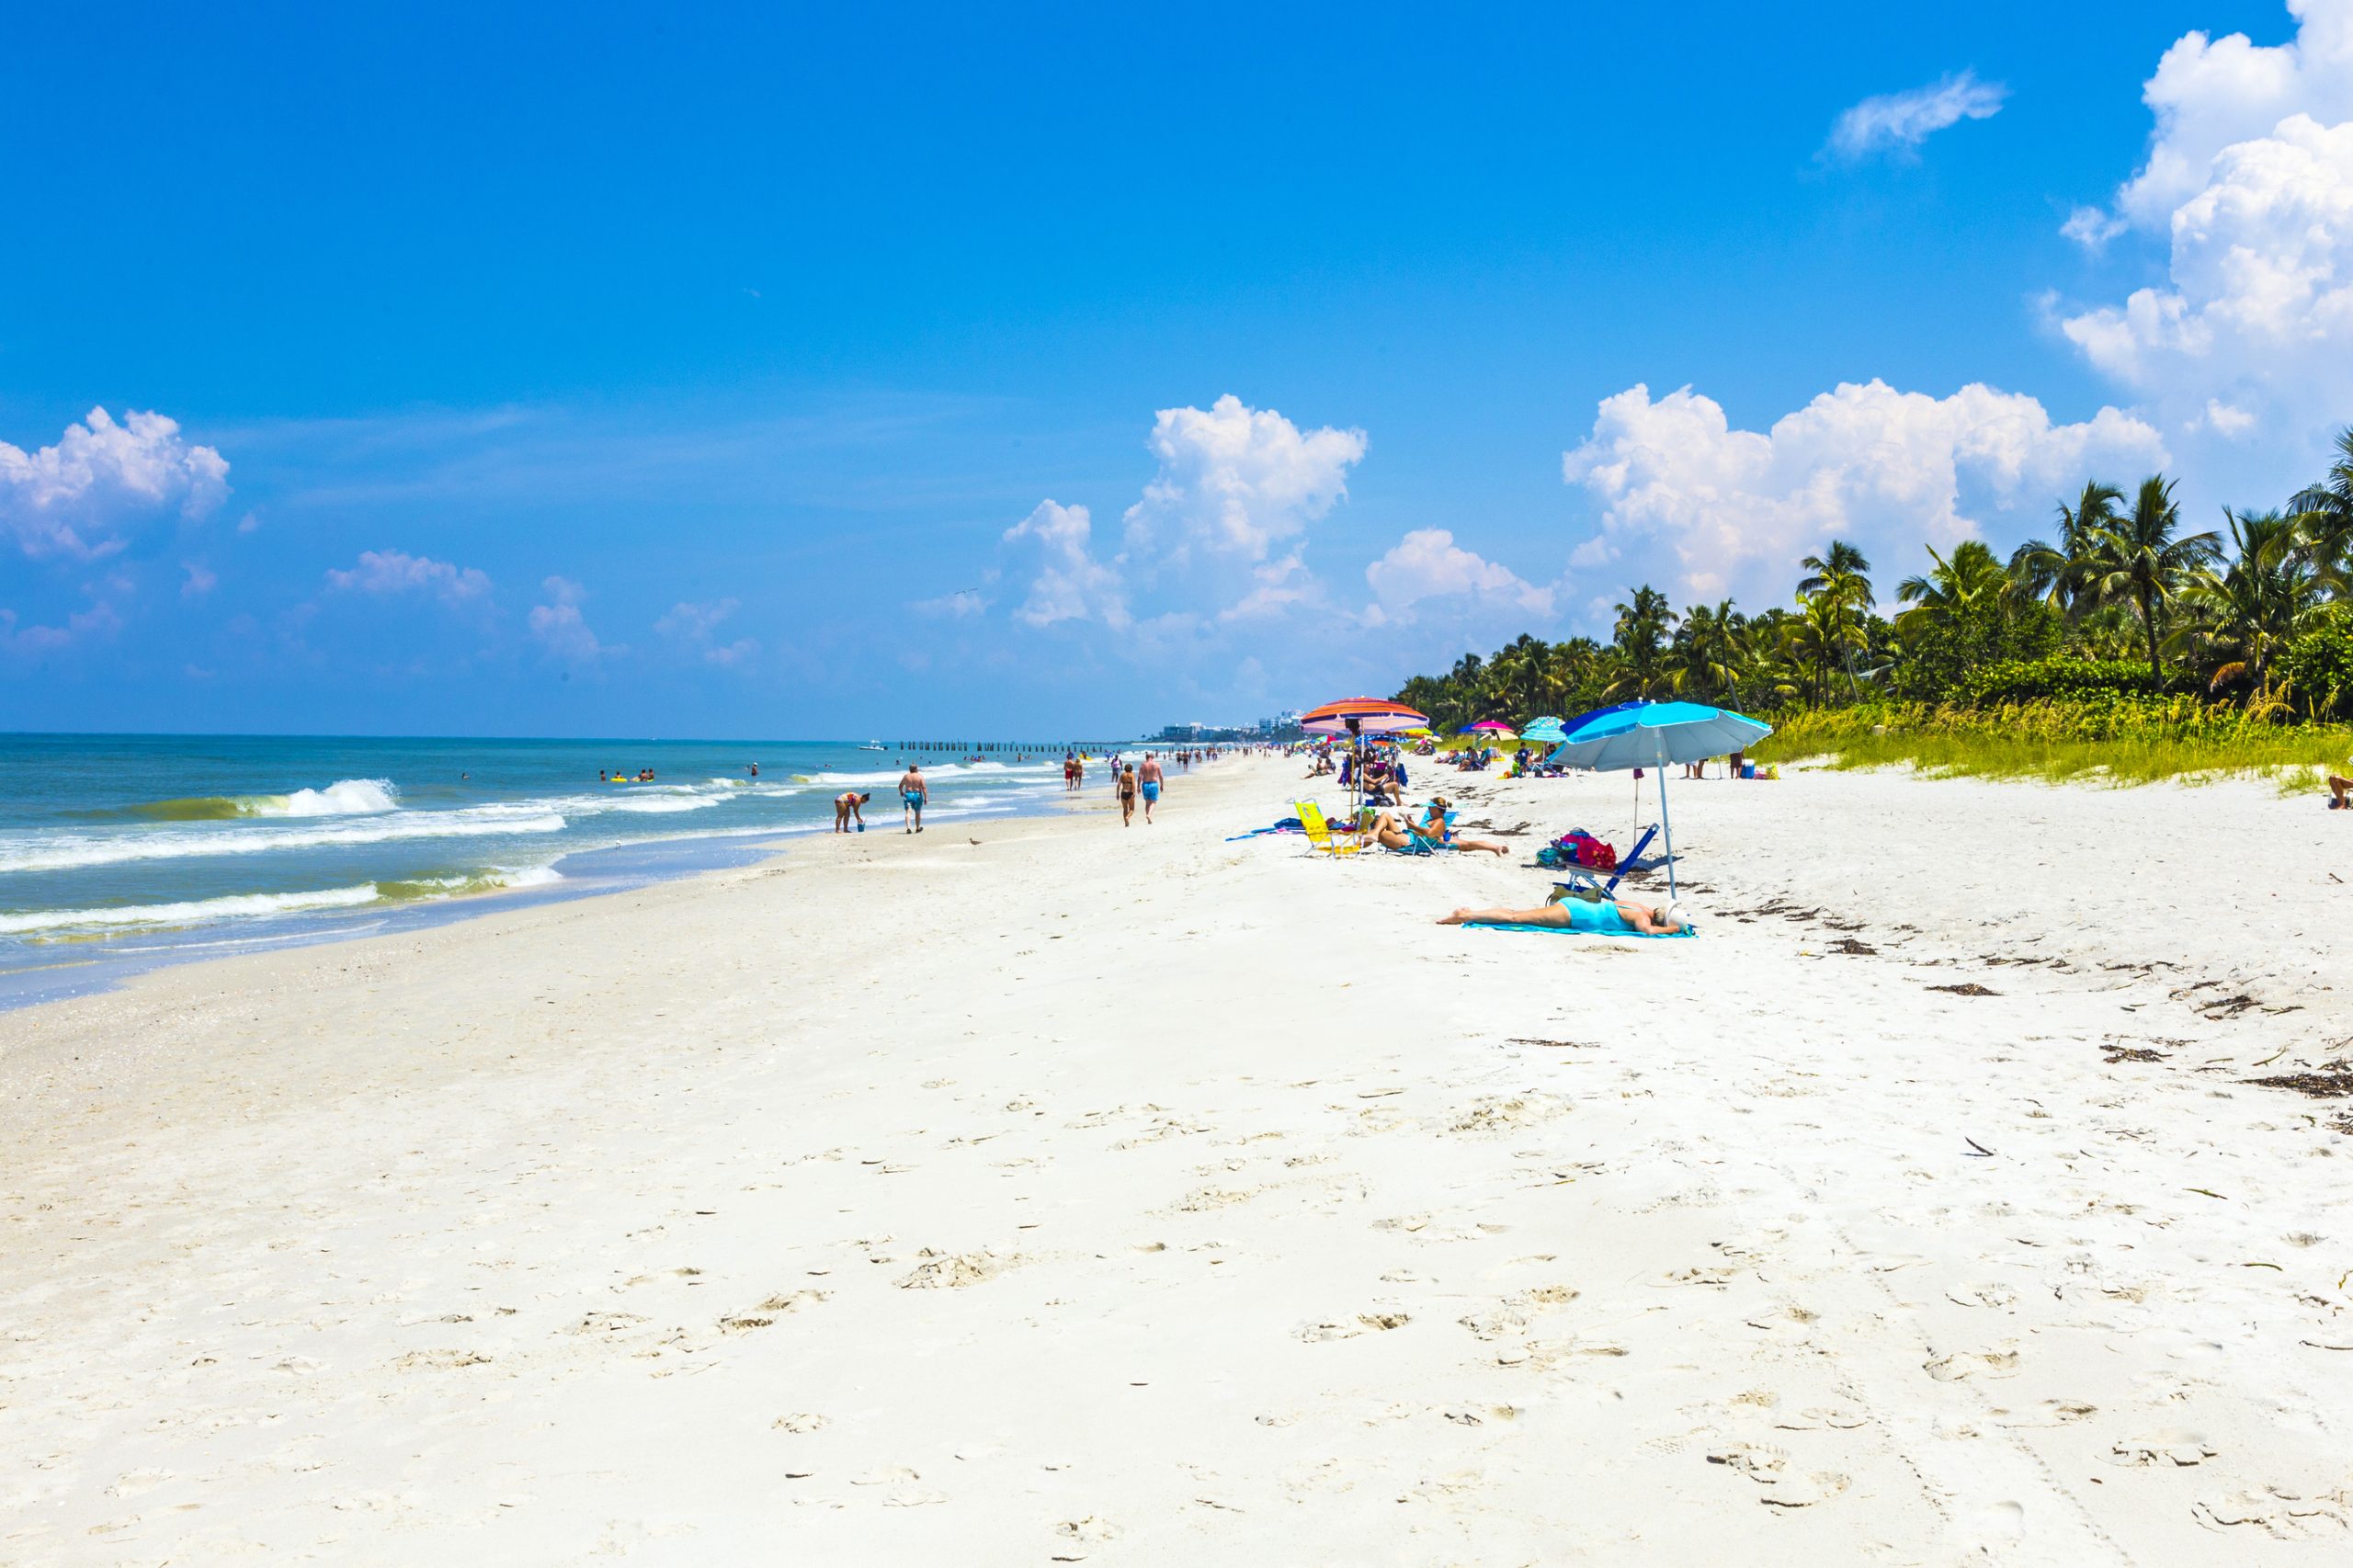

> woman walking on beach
[1117,762,1139,826]
[898,764,927,834]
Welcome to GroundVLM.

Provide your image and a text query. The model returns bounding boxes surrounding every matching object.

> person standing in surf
[899,763,928,834]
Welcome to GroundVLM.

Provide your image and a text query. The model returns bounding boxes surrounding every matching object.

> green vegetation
[1751,701,2348,788]
[1393,427,2353,788]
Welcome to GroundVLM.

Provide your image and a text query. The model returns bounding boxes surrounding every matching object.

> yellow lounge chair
[1294,801,1360,857]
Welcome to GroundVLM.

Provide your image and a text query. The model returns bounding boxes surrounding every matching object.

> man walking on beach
[1138,752,1164,824]
[899,764,927,834]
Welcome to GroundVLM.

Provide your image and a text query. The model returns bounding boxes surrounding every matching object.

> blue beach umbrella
[1520,715,1568,743]
[1552,699,1646,739]
[1544,700,1773,900]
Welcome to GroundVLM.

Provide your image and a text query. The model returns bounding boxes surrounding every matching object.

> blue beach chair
[1547,824,1668,903]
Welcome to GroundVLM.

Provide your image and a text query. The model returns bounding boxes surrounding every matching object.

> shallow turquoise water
[0,734,1086,1004]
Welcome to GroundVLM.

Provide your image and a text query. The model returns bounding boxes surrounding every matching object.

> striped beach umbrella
[1299,698,1428,736]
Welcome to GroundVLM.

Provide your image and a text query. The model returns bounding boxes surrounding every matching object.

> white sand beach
[5,756,2351,1564]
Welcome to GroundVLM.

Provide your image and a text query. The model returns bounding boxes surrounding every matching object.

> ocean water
[0,734,1091,1006]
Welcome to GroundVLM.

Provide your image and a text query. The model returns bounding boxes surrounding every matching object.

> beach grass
[1751,700,2353,790]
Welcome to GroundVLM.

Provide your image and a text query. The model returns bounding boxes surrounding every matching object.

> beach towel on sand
[1463,920,1695,939]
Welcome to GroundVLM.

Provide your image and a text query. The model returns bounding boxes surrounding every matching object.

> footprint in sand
[756,1289,831,1312]
[1443,1094,1573,1135]
[391,1348,493,1370]
[2193,1485,2351,1538]
[1773,1405,1870,1431]
[1991,1399,2097,1429]
[1759,1471,1851,1508]
[851,1466,920,1485]
[773,1413,826,1432]
[2108,1428,2218,1467]
[1923,1346,2020,1381]
[1707,1442,1787,1481]
[1945,1282,2019,1310]
[107,1470,176,1499]
[897,1250,1022,1289]
[1460,1286,1580,1341]
[1297,1312,1410,1342]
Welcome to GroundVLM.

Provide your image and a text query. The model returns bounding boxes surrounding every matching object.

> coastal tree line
[1395,426,2353,740]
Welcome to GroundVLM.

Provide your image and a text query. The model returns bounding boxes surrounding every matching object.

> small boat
[858,741,885,751]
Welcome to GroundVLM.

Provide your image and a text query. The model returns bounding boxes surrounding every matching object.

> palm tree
[1780,592,1868,706]
[1607,587,1677,700]
[2086,475,2222,682]
[1485,633,1553,722]
[1669,599,1750,708]
[1797,540,1874,605]
[2290,426,2353,591]
[1540,638,1603,713]
[2174,508,2318,693]
[2009,480,2122,618]
[1895,540,2011,639]
[1792,544,1873,701]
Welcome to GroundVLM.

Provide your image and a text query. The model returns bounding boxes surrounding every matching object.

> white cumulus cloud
[1,407,230,560]
[654,597,757,666]
[1002,500,1128,630]
[1120,394,1366,571]
[2095,0,2353,232]
[0,599,125,656]
[990,397,1366,640]
[2058,2,2353,454]
[1562,381,2166,608]
[325,549,492,602]
[1362,528,1552,627]
[529,575,608,664]
[1084,394,1375,628]
[1827,71,2007,160]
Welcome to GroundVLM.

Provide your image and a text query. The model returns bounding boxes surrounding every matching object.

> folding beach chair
[1293,801,1361,858]
[1547,824,1668,903]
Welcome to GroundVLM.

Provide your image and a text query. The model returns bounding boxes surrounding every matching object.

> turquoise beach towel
[1464,921,1696,939]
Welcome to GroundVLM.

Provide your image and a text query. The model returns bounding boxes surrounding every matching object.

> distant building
[1155,713,1303,744]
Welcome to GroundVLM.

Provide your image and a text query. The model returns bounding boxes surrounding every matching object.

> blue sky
[6,0,2346,737]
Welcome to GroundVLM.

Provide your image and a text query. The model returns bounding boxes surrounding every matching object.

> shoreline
[0,777,1090,1015]
[5,756,2349,1563]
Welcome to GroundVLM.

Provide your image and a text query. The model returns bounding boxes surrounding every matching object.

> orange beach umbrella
[1300,697,1428,736]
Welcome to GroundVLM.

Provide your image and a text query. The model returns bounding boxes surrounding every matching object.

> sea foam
[0,883,382,936]
[0,806,568,874]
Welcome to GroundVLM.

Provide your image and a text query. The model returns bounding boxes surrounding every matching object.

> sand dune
[3,757,2348,1563]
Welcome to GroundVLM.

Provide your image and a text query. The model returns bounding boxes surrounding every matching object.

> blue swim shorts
[1142,782,1162,801]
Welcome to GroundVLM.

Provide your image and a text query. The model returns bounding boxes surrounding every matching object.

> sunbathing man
[1438,899,1690,936]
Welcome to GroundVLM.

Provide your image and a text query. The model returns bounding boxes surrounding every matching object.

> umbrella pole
[1657,762,1677,902]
